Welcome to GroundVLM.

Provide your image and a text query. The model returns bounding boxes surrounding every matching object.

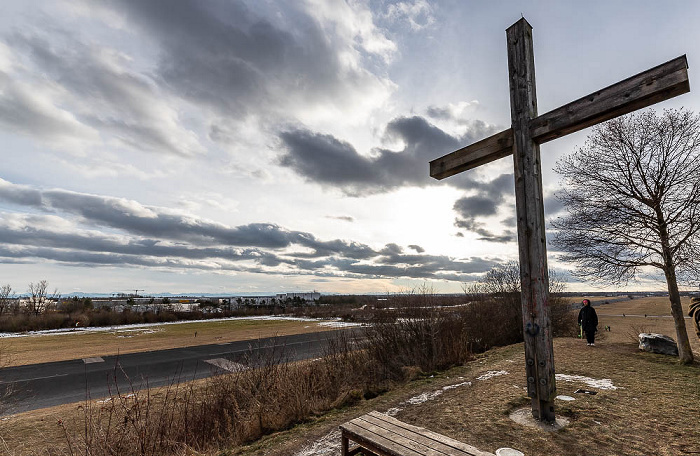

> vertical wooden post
[341,434,349,456]
[506,18,556,422]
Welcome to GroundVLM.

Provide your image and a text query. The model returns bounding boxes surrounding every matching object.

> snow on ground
[555,374,621,390]
[0,316,362,339]
[317,320,364,328]
[476,370,509,381]
[293,429,341,456]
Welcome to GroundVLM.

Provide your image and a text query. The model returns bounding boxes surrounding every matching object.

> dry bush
[62,334,377,455]
[61,290,526,455]
[364,309,472,381]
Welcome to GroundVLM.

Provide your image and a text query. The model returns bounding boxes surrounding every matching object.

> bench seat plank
[341,421,425,456]
[356,414,466,456]
[340,412,495,456]
[347,417,450,456]
[366,411,494,456]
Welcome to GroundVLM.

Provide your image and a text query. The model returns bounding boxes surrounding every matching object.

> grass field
[0,318,338,367]
[0,297,698,455]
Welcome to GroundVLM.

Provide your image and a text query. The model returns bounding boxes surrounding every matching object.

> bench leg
[341,435,349,456]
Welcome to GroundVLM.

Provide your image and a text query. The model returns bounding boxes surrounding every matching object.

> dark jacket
[578,305,598,332]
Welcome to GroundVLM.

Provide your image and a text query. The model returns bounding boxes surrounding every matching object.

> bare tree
[553,108,700,364]
[0,284,14,315]
[26,280,59,316]
[463,262,573,338]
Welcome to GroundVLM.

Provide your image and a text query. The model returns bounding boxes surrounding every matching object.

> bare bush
[61,291,534,455]
[463,262,577,342]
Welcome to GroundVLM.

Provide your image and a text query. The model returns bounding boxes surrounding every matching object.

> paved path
[0,329,357,415]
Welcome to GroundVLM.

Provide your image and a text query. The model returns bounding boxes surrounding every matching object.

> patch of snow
[317,320,363,328]
[404,381,472,405]
[556,395,576,401]
[477,370,509,381]
[96,393,135,404]
[442,381,471,391]
[555,374,621,390]
[405,391,443,405]
[0,315,357,339]
[293,429,341,456]
[385,407,402,416]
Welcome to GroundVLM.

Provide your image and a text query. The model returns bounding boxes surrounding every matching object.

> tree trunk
[656,204,694,364]
[663,264,694,364]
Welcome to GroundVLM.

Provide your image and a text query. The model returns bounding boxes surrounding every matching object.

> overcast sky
[1,0,699,295]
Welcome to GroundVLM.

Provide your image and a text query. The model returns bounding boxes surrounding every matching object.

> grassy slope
[237,297,700,456]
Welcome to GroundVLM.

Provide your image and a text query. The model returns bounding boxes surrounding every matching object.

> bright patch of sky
[1,0,699,295]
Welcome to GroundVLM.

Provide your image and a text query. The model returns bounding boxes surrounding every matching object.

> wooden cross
[430,18,689,422]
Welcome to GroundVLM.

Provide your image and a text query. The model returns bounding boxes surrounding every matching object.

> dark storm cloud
[408,244,425,253]
[279,115,500,195]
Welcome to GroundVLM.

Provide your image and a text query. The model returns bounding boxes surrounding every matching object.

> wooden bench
[340,411,495,456]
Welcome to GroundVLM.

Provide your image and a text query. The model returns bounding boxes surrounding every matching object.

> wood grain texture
[339,412,495,456]
[429,55,689,180]
[429,129,513,179]
[531,55,689,143]
[506,17,557,422]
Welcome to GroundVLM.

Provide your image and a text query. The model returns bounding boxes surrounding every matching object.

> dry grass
[1,297,698,456]
[2,319,336,367]
[239,296,700,456]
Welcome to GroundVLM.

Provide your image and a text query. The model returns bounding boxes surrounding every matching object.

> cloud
[325,215,355,222]
[544,193,566,217]
[383,0,436,31]
[0,72,99,148]
[0,179,500,281]
[108,0,394,124]
[408,244,425,253]
[426,101,480,122]
[2,29,203,156]
[452,173,516,242]
[279,115,500,195]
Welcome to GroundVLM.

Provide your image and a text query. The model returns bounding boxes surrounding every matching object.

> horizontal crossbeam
[429,55,689,180]
[429,129,513,180]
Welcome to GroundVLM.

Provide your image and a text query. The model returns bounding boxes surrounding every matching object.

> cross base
[531,398,555,422]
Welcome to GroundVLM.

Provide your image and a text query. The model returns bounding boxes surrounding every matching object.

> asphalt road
[0,329,357,415]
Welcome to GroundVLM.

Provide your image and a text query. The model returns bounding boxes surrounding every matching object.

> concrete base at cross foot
[508,408,570,431]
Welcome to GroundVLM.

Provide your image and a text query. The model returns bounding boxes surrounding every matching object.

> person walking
[578,299,598,346]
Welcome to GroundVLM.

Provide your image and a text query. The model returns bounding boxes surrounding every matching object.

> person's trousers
[585,330,595,344]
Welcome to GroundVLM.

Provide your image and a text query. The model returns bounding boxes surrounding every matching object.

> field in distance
[0,318,341,367]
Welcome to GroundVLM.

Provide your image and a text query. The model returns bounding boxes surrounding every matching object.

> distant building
[276,292,320,302]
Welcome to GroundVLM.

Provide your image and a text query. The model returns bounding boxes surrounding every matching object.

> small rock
[638,333,679,356]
